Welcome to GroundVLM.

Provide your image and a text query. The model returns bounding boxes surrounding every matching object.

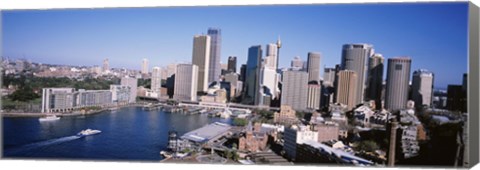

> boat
[77,129,102,137]
[39,114,60,121]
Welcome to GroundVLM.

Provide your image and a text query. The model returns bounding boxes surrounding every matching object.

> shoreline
[1,104,142,118]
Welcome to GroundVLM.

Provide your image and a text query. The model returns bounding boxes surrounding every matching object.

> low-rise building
[273,105,298,125]
[284,124,318,160]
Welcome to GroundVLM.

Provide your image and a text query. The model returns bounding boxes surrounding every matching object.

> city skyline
[2,2,468,88]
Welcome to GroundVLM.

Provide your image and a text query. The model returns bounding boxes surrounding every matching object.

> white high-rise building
[174,64,199,101]
[151,67,162,93]
[121,77,138,103]
[141,58,149,74]
[259,66,278,99]
[192,35,211,92]
[412,69,434,107]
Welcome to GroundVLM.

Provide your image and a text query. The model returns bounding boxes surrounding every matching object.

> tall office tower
[239,64,247,81]
[384,57,412,111]
[281,70,309,111]
[207,28,221,83]
[166,63,177,78]
[307,82,321,110]
[244,45,262,105]
[192,35,211,92]
[340,44,374,105]
[411,69,434,108]
[265,43,279,69]
[335,70,358,110]
[307,52,321,83]
[323,67,336,86]
[151,67,162,93]
[102,58,109,73]
[291,56,304,70]
[227,56,237,73]
[174,64,199,101]
[121,77,138,103]
[141,58,149,74]
[366,53,384,110]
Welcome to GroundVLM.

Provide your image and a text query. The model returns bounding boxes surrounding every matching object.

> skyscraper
[239,64,247,82]
[174,64,198,101]
[192,35,211,92]
[307,82,321,110]
[307,52,321,83]
[291,56,304,70]
[323,67,336,86]
[227,56,237,73]
[244,45,262,105]
[102,58,109,73]
[281,70,308,111]
[141,58,149,74]
[366,53,384,110]
[341,44,374,105]
[121,77,138,103]
[151,67,162,93]
[207,28,222,83]
[412,69,434,108]
[335,70,358,110]
[385,57,412,111]
[265,43,279,69]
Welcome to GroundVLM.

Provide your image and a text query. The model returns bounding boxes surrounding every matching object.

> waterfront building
[243,45,262,105]
[77,89,112,107]
[110,85,131,105]
[192,35,211,92]
[281,70,308,111]
[121,77,138,103]
[283,125,318,160]
[207,28,222,84]
[307,82,321,110]
[366,53,384,110]
[141,58,149,74]
[227,56,237,73]
[307,52,321,83]
[174,64,199,101]
[273,105,298,125]
[151,66,162,93]
[180,122,232,149]
[41,88,112,113]
[340,44,374,105]
[384,57,411,111]
[335,70,358,110]
[41,88,76,113]
[411,69,434,108]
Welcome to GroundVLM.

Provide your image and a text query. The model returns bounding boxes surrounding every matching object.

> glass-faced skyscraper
[340,44,374,106]
[385,57,412,111]
[366,53,384,110]
[243,45,262,105]
[207,28,221,83]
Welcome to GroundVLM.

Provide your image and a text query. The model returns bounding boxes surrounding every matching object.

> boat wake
[4,135,82,156]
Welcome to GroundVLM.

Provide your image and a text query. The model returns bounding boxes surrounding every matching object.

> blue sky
[2,2,468,88]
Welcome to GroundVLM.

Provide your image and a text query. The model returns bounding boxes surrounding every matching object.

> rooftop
[181,122,232,143]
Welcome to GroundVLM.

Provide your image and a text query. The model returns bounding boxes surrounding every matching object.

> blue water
[2,107,231,161]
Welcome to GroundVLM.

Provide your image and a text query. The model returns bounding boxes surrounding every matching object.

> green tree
[233,118,248,126]
[355,140,379,152]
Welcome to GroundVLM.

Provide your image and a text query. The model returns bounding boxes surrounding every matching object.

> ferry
[77,129,102,137]
[39,114,60,122]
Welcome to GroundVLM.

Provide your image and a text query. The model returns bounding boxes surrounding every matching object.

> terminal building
[180,122,232,150]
